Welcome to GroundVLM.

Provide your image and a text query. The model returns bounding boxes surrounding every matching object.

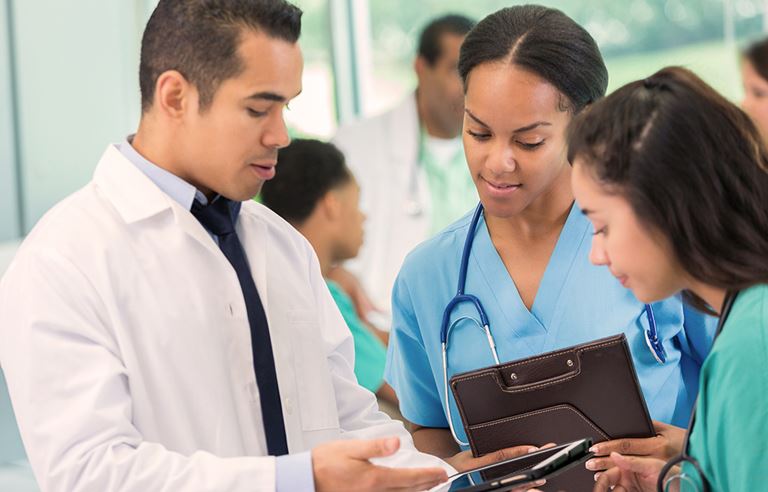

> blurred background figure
[333,14,477,313]
[260,139,401,416]
[741,37,768,145]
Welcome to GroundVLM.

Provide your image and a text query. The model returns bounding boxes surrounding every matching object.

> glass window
[0,0,19,242]
[287,0,336,138]
[11,0,145,233]
[363,0,768,116]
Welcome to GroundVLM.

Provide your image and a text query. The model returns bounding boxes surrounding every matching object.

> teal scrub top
[683,284,768,490]
[327,280,387,393]
[384,204,717,445]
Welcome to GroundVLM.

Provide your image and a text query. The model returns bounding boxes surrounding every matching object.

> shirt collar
[117,135,210,210]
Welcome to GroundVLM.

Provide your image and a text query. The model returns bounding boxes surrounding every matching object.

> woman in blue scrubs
[384,5,716,473]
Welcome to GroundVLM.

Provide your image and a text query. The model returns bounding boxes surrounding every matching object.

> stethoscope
[441,203,667,446]
[656,291,736,492]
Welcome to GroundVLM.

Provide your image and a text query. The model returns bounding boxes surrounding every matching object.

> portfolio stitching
[468,404,609,440]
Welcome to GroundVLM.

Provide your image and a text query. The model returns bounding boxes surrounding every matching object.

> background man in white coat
[0,1,530,490]
[333,15,478,313]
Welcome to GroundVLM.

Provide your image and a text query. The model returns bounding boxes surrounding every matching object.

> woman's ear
[319,190,342,222]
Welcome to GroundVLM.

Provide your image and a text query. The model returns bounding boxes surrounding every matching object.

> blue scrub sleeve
[384,274,449,428]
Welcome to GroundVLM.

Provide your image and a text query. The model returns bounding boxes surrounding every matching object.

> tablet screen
[445,439,594,492]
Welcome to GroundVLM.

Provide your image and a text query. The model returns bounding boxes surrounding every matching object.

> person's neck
[485,167,574,243]
[415,89,457,140]
[296,221,335,278]
[688,281,728,315]
[132,121,215,200]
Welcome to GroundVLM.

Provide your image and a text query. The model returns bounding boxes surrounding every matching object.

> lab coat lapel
[93,144,221,256]
[236,210,306,450]
[236,210,269,314]
[93,145,173,223]
[386,92,420,172]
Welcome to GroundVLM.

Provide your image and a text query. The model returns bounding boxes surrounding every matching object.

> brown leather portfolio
[449,334,655,491]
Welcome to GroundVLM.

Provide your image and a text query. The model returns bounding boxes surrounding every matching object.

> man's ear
[414,55,430,82]
[153,70,195,119]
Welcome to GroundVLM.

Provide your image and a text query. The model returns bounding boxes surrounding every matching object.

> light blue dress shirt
[385,204,717,445]
[117,138,314,491]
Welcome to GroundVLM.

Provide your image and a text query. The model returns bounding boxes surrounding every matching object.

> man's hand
[585,421,684,473]
[313,437,448,492]
[593,453,668,492]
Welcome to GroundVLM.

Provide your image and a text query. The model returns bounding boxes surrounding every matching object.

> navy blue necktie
[191,197,289,456]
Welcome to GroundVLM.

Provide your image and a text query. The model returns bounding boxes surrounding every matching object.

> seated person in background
[261,139,399,410]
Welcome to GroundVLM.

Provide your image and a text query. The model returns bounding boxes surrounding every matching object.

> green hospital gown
[326,280,387,393]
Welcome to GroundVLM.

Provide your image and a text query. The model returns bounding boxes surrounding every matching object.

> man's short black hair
[140,0,302,112]
[417,14,475,66]
[261,139,352,224]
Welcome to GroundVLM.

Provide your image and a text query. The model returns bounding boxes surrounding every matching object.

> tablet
[449,438,594,492]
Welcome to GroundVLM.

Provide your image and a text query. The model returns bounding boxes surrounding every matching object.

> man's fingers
[591,435,662,456]
[346,437,401,460]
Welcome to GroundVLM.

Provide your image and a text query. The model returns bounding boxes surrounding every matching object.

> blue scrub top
[384,204,717,445]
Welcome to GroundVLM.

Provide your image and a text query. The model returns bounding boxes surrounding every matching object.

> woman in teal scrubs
[570,66,768,491]
[384,5,716,472]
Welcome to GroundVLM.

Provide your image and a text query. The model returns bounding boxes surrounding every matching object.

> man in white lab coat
[0,2,529,491]
[333,15,478,312]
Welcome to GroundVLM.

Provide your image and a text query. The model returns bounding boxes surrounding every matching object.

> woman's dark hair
[261,139,353,224]
[568,66,768,313]
[458,5,608,113]
[743,37,768,82]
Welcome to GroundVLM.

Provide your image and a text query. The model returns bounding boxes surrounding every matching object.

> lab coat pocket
[288,311,341,432]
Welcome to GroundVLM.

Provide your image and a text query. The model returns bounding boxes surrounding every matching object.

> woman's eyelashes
[246,108,268,118]
[466,129,491,141]
[466,129,545,150]
[518,140,544,150]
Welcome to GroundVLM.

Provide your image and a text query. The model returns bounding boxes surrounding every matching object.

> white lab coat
[0,145,453,492]
[333,94,432,310]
